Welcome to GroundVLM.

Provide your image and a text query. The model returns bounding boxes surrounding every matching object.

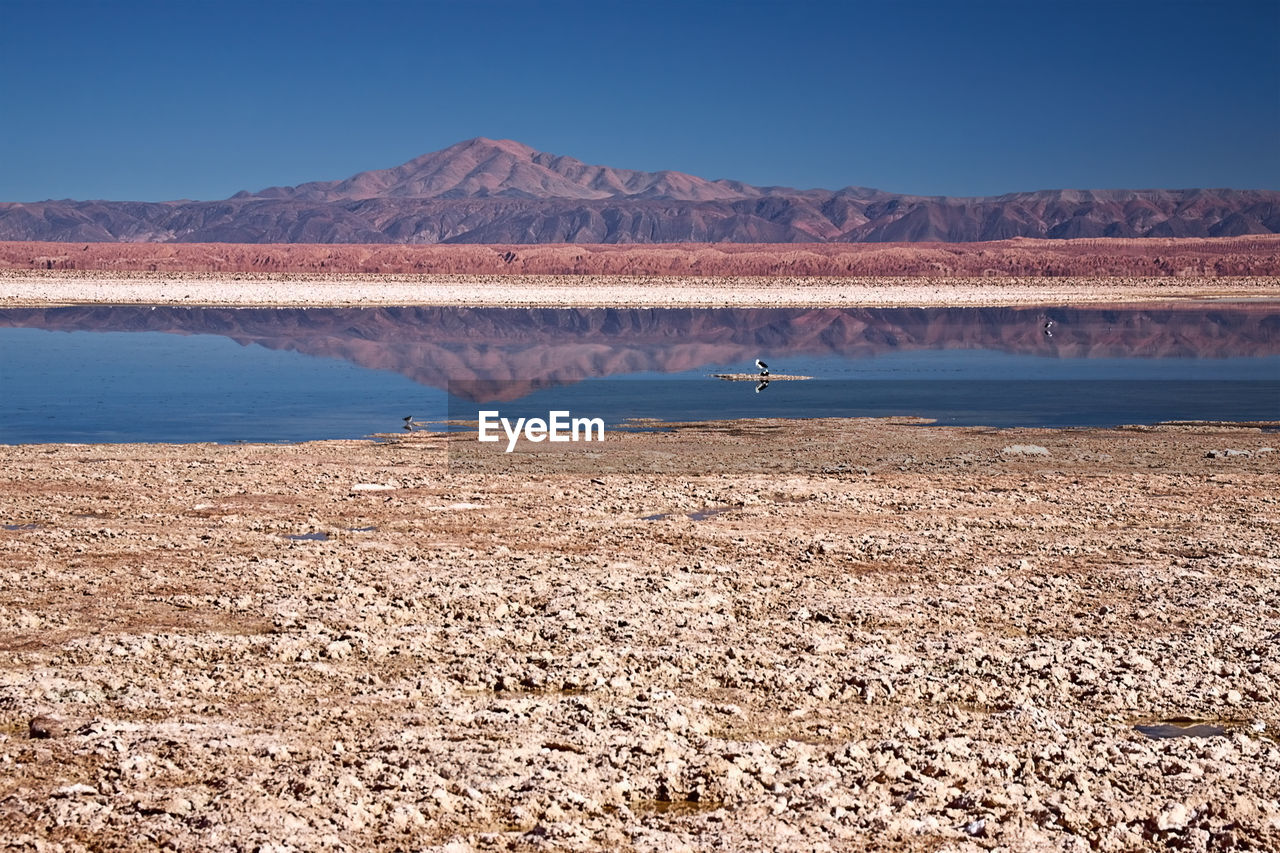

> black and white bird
[755,379,770,394]
[755,358,770,377]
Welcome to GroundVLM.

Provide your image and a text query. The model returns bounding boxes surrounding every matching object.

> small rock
[52,783,98,797]
[29,715,67,739]
[162,796,193,816]
[1157,802,1190,830]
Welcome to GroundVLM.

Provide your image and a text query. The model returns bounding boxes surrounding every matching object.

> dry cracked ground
[0,420,1278,852]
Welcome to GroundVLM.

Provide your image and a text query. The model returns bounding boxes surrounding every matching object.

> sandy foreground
[3,270,1280,307]
[1,421,1278,851]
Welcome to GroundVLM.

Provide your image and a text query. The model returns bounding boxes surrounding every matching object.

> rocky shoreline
[1,420,1277,851]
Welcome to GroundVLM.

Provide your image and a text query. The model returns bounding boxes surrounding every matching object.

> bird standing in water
[755,358,770,377]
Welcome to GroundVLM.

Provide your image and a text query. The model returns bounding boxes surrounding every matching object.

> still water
[0,304,1276,443]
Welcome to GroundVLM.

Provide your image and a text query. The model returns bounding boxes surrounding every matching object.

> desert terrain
[3,236,1279,311]
[3,237,1280,278]
[1,421,1277,851]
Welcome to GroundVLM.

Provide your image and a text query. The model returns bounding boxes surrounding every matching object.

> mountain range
[2,137,1278,244]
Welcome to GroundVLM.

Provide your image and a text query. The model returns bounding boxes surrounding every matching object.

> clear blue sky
[3,0,1277,201]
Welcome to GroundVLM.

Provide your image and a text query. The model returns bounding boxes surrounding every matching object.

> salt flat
[1,421,1277,851]
[2,269,1279,308]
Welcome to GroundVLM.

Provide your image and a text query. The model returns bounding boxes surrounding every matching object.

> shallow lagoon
[0,304,1276,443]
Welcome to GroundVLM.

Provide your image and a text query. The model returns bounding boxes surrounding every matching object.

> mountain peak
[245,138,761,203]
[421,136,537,161]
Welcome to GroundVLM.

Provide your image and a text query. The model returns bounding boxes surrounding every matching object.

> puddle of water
[285,532,330,542]
[688,505,739,521]
[3,523,41,531]
[347,525,378,532]
[627,798,726,817]
[1135,720,1228,739]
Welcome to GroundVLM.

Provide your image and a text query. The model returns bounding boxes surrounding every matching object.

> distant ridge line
[2,138,1278,243]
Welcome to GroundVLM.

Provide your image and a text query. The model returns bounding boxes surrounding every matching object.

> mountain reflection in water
[1,304,1277,442]
[2,304,1277,403]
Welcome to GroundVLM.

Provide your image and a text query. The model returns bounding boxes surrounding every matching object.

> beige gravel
[1,421,1277,851]
[2,269,1279,307]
